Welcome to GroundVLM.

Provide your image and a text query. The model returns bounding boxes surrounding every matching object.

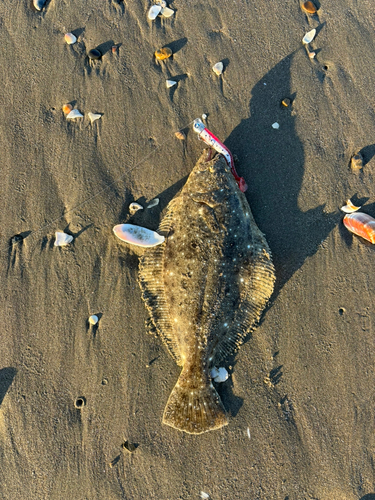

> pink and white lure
[193,118,248,192]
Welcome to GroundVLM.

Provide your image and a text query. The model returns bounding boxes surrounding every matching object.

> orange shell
[155,47,172,60]
[343,212,375,244]
[62,104,73,114]
[301,1,317,14]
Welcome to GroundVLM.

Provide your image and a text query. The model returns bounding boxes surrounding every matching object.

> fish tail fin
[162,374,228,434]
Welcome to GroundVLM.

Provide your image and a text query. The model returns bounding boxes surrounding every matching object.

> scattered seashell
[175,131,186,140]
[88,315,99,325]
[33,0,46,10]
[308,51,316,59]
[148,4,162,20]
[62,103,73,115]
[111,45,119,54]
[202,113,207,120]
[272,122,280,129]
[343,212,375,244]
[88,112,102,124]
[88,49,102,60]
[351,152,363,171]
[340,199,361,214]
[147,198,159,209]
[212,61,224,76]
[247,427,251,439]
[129,202,143,215]
[281,98,291,107]
[155,47,172,60]
[113,224,165,247]
[161,6,174,17]
[66,109,83,119]
[166,79,177,88]
[200,492,210,499]
[210,367,229,383]
[302,28,316,44]
[64,33,77,45]
[301,1,317,14]
[54,231,73,246]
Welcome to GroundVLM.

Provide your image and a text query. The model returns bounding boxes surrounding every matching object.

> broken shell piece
[351,153,363,171]
[301,1,317,14]
[155,47,172,60]
[54,231,73,246]
[210,367,229,383]
[212,62,224,76]
[308,51,316,59]
[62,103,73,115]
[202,113,207,120]
[66,109,83,119]
[64,33,77,45]
[272,122,280,129]
[88,315,99,325]
[148,4,162,19]
[343,212,375,244]
[161,7,174,17]
[200,493,210,500]
[113,224,165,247]
[129,202,143,215]
[88,112,102,124]
[302,28,316,44]
[341,199,361,213]
[175,131,186,140]
[281,98,291,107]
[147,198,159,209]
[166,79,177,88]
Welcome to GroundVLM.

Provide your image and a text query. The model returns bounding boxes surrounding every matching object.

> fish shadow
[225,51,339,300]
[0,368,17,406]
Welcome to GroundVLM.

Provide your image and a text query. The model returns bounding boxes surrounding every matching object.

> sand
[0,0,374,498]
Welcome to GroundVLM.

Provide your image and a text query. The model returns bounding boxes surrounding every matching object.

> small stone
[301,1,317,14]
[88,49,102,60]
[166,79,177,88]
[155,47,172,60]
[111,45,118,54]
[272,122,280,129]
[212,61,224,76]
[88,315,99,325]
[281,98,291,108]
[175,131,186,140]
[64,33,77,45]
[350,152,363,171]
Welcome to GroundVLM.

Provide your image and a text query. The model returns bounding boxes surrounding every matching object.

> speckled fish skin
[138,149,275,434]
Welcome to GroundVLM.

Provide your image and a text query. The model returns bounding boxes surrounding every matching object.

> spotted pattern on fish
[138,150,275,434]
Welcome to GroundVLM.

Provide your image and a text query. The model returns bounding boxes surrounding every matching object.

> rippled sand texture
[0,0,374,498]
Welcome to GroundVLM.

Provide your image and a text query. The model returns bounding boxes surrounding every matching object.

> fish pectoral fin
[162,372,228,434]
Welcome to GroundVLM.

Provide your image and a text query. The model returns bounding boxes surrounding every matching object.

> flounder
[138,149,275,434]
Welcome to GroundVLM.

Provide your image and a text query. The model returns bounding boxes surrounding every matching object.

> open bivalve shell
[54,232,73,246]
[113,224,165,247]
[148,4,162,19]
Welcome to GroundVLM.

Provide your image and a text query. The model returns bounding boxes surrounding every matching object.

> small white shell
[200,492,210,499]
[54,231,73,246]
[147,198,160,209]
[66,109,83,119]
[308,51,316,59]
[166,80,177,88]
[212,62,224,76]
[88,112,102,123]
[161,7,174,17]
[88,315,99,325]
[247,427,251,439]
[148,4,162,20]
[129,202,143,215]
[340,199,361,213]
[302,28,316,44]
[113,224,165,247]
[210,366,229,383]
[202,113,207,120]
[272,122,280,129]
[64,33,77,45]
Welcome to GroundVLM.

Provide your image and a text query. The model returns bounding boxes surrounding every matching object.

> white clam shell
[200,492,210,499]
[210,366,229,383]
[148,4,162,20]
[113,224,165,247]
[54,231,73,246]
[302,28,316,44]
[64,33,77,45]
[161,6,174,17]
[88,315,99,325]
[166,79,177,88]
[272,122,280,129]
[66,109,83,119]
[212,62,224,76]
[129,202,143,215]
[88,112,102,123]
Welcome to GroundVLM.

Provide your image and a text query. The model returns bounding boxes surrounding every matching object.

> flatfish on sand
[138,149,275,434]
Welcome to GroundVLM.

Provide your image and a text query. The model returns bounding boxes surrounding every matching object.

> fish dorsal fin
[138,202,182,365]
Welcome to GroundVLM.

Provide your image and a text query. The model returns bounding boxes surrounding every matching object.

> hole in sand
[74,396,86,408]
[338,307,346,316]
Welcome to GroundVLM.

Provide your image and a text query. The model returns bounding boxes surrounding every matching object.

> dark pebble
[88,49,102,60]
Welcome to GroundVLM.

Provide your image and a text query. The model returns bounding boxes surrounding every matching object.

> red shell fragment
[343,212,375,244]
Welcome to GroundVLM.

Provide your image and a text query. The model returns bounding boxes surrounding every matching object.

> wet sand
[0,0,375,498]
